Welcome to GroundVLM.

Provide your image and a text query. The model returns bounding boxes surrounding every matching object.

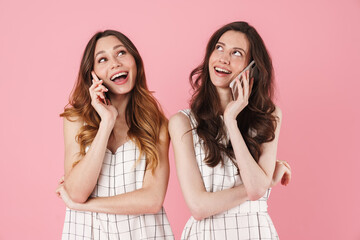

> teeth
[215,67,231,74]
[111,72,127,80]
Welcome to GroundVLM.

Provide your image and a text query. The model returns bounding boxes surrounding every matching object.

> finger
[282,175,289,186]
[95,92,106,102]
[281,172,288,185]
[94,84,108,93]
[59,176,65,184]
[90,79,103,92]
[56,191,62,198]
[282,161,291,170]
[235,78,244,100]
[243,71,250,99]
[91,71,100,82]
[55,185,62,195]
[281,177,286,185]
[286,169,292,182]
[282,170,291,185]
[240,71,246,90]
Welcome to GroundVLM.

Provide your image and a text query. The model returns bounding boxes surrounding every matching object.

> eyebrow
[217,41,246,54]
[95,44,124,58]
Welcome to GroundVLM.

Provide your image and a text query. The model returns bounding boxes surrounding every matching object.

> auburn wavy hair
[190,21,278,167]
[60,30,167,172]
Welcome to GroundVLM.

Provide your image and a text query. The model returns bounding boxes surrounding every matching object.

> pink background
[1,0,359,239]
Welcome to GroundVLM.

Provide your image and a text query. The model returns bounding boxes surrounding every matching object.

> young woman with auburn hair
[56,30,174,239]
[169,21,291,239]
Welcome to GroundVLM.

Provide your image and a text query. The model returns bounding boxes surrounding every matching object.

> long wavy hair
[190,21,277,167]
[60,30,167,172]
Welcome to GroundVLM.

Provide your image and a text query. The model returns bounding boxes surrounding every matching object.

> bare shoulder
[158,121,170,145]
[63,116,83,148]
[63,116,83,129]
[63,116,84,175]
[169,112,192,135]
[273,105,282,122]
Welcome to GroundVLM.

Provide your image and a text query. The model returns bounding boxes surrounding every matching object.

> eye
[117,50,126,56]
[98,57,107,63]
[233,50,242,57]
[215,45,223,51]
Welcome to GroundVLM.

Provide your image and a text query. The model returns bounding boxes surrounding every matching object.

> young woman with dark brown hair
[169,21,291,239]
[56,30,174,239]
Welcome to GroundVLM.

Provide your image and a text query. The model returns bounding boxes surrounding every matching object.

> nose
[110,56,122,69]
[219,53,230,65]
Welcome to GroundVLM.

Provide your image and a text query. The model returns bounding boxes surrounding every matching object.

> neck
[217,87,233,113]
[108,92,130,121]
[108,93,131,139]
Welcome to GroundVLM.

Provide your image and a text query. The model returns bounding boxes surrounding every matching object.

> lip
[213,66,232,77]
[110,70,128,80]
[112,74,129,85]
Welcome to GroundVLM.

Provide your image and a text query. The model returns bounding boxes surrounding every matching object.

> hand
[224,70,253,125]
[90,71,118,124]
[56,177,82,210]
[271,160,291,187]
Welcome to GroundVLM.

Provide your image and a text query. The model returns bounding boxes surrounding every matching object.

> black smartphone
[229,60,258,100]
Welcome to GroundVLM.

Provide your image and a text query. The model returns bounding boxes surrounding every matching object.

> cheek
[231,58,246,72]
[93,63,104,75]
[209,52,217,65]
[129,58,137,77]
[94,68,105,79]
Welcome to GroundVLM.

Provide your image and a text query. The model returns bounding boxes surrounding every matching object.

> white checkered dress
[62,140,174,240]
[180,109,278,240]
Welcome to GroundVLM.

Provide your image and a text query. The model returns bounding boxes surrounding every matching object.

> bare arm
[63,117,114,203]
[58,124,170,215]
[63,74,118,203]
[223,72,282,200]
[169,113,249,221]
[225,107,282,200]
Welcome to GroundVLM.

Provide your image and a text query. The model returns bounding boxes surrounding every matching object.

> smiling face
[209,30,251,90]
[93,35,137,96]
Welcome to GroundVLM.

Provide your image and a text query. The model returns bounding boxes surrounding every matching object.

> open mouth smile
[110,71,129,84]
[214,67,231,74]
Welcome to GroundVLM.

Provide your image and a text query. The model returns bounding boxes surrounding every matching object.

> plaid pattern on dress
[180,109,278,240]
[62,140,174,240]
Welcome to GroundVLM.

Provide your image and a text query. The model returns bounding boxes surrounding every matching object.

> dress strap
[179,109,197,128]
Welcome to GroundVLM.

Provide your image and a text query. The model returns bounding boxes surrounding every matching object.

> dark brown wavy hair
[60,30,167,172]
[190,21,277,167]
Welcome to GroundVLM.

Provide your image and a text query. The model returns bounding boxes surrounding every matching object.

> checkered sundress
[62,139,174,240]
[180,109,278,240]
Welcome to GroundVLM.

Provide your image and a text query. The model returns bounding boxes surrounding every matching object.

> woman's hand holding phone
[90,71,118,124]
[224,69,253,126]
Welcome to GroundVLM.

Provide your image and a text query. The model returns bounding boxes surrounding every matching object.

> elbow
[191,210,206,221]
[64,183,90,204]
[148,202,163,214]
[247,187,269,201]
[146,195,165,214]
[246,179,272,201]
[188,202,207,221]
[70,195,88,204]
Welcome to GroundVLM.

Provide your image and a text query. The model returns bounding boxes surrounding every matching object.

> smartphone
[229,60,258,100]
